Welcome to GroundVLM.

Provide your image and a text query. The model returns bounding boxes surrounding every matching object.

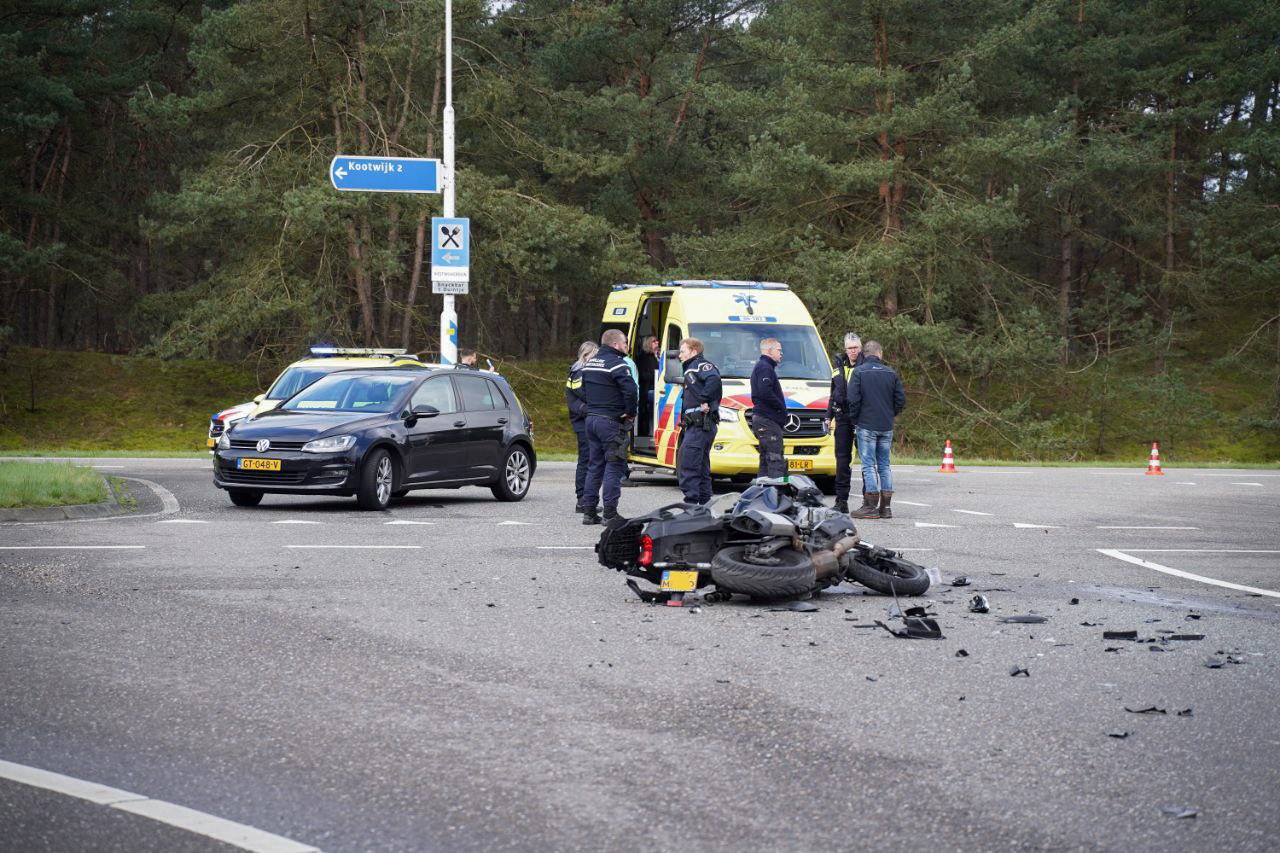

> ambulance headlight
[718,408,741,423]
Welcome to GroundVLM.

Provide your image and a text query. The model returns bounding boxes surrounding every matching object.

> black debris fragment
[1149,645,1166,652]
[1103,630,1138,640]
[1107,731,1130,739]
[1069,597,1080,605]
[1185,613,1203,620]
[999,614,1049,624]
[1105,647,1122,652]
[1081,621,1101,626]
[874,618,944,640]
[951,576,971,587]
[1177,708,1193,717]
[1009,665,1030,677]
[768,600,819,613]
[955,649,969,657]
[1125,706,1167,715]
[1160,807,1198,819]
[715,679,730,684]
[1205,657,1225,668]
[968,595,990,614]
[1168,634,1205,641]
[866,675,878,682]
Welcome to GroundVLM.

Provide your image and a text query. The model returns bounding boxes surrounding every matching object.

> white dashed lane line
[159,519,208,524]
[915,522,958,528]
[1097,549,1280,599]
[0,545,145,550]
[1097,526,1198,530]
[1013,523,1061,528]
[384,520,434,525]
[952,509,993,516]
[0,759,317,853]
[1232,482,1264,487]
[271,520,323,525]
[284,545,421,550]
[895,500,930,507]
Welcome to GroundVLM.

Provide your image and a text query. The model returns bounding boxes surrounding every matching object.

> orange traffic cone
[938,439,958,473]
[1145,441,1165,475]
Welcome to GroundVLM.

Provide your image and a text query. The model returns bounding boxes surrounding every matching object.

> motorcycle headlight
[302,434,357,454]
[718,408,741,423]
[216,432,231,450]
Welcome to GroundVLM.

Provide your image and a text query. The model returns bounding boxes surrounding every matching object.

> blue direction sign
[329,155,441,194]
[431,217,470,293]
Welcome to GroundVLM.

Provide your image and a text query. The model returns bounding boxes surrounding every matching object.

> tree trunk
[874,12,899,318]
[402,213,428,350]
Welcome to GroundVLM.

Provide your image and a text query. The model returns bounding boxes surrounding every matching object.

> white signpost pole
[439,0,457,365]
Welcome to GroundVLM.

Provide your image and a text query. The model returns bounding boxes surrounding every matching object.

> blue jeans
[857,428,893,493]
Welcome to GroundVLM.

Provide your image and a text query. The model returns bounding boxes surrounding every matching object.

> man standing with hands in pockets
[750,338,788,479]
[847,340,906,519]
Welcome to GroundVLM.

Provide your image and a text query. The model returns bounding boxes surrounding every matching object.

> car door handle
[453,420,466,428]
[497,417,508,424]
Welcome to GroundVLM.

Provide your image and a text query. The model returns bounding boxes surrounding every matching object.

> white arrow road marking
[895,500,931,507]
[272,520,323,525]
[1013,523,1060,529]
[1097,549,1280,599]
[497,520,530,525]
[952,509,993,516]
[384,520,435,525]
[0,759,318,853]
[158,519,208,524]
[914,522,957,528]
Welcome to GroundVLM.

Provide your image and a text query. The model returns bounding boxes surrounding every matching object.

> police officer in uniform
[827,333,864,512]
[580,329,639,525]
[676,337,722,505]
[750,337,788,478]
[565,340,598,513]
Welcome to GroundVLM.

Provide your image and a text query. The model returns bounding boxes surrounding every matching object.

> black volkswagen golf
[213,367,535,510]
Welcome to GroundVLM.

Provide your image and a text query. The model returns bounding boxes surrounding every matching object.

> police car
[206,347,426,449]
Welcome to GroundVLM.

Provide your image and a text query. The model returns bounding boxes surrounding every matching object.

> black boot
[834,498,849,513]
[851,492,880,519]
[575,500,588,514]
[582,507,602,525]
[602,507,618,521]
[878,491,893,519]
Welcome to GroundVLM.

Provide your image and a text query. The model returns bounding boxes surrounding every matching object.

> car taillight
[638,534,654,567]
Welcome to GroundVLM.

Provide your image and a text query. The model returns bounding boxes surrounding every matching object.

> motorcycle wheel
[710,546,817,600]
[846,554,930,596]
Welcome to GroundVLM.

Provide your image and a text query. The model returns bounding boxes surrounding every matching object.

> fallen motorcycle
[595,475,931,602]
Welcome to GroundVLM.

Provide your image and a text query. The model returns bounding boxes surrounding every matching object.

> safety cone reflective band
[938,439,958,473]
[1145,441,1165,476]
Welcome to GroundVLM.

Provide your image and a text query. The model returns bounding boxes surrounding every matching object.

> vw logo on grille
[784,414,801,433]
[256,439,270,453]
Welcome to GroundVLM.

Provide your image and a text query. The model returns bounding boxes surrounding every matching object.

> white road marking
[284,544,420,549]
[952,509,993,516]
[1098,549,1280,599]
[0,545,144,550]
[271,520,323,525]
[1096,526,1198,530]
[0,759,317,852]
[158,519,208,524]
[127,477,180,515]
[92,466,125,469]
[1175,481,1196,485]
[384,520,434,525]
[961,471,1032,475]
[497,520,531,525]
[536,546,594,550]
[895,500,931,507]
[1124,549,1280,554]
[915,522,958,528]
[0,475,179,525]
[1013,523,1060,528]
[1232,482,1264,487]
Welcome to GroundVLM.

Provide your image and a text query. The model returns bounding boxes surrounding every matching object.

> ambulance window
[666,326,683,353]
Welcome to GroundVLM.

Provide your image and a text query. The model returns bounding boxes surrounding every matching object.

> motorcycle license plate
[787,458,813,471]
[237,458,281,471]
[660,570,698,592]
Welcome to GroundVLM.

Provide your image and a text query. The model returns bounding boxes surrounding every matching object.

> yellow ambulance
[601,280,837,487]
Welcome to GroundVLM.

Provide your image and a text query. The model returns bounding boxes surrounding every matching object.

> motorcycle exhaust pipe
[810,535,862,581]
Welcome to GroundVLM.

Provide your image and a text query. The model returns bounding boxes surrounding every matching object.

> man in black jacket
[565,340,598,513]
[580,329,639,524]
[826,333,864,512]
[750,337,787,478]
[676,337,722,505]
[847,340,906,519]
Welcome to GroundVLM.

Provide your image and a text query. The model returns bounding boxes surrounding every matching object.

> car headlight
[718,408,741,423]
[216,432,231,450]
[302,434,357,454]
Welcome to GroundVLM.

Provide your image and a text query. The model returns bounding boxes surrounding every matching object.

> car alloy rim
[506,450,530,494]
[376,457,393,504]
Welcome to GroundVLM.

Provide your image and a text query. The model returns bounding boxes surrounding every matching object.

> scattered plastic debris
[1009,665,1030,677]
[951,576,971,587]
[1103,630,1138,640]
[866,675,878,682]
[1069,597,1080,605]
[955,649,969,657]
[1185,613,1202,620]
[1168,634,1204,641]
[1104,647,1122,652]
[1081,621,1101,626]
[999,614,1048,624]
[1107,731,1130,739]
[1125,706,1167,715]
[968,595,990,614]
[1205,657,1225,669]
[768,600,819,613]
[1177,708,1193,717]
[1160,806,1198,819]
[875,618,944,639]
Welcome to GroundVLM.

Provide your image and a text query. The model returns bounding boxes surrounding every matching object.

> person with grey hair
[565,340,599,513]
[847,339,906,519]
[750,337,788,478]
[579,329,638,524]
[826,333,864,512]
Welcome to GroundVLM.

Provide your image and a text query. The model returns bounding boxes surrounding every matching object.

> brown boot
[851,492,880,519]
[878,491,893,519]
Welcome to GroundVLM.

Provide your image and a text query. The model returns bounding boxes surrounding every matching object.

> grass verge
[0,461,108,508]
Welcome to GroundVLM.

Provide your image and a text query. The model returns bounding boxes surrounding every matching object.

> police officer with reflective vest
[565,340,598,514]
[826,333,864,513]
[580,329,638,525]
[676,337,722,505]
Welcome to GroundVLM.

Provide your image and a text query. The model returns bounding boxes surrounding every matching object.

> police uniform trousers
[751,416,787,478]
[677,421,717,505]
[833,419,860,501]
[582,414,629,510]
[571,418,590,506]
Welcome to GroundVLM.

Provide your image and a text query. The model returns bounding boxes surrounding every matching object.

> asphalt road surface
[2,458,1279,851]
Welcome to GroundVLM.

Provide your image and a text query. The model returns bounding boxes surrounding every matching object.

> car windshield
[267,366,335,400]
[690,323,831,380]
[281,374,417,413]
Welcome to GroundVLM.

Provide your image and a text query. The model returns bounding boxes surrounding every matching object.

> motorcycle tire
[710,546,817,601]
[845,554,930,596]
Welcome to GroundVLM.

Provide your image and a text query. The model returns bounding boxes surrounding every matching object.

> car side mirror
[410,404,440,418]
[663,353,683,384]
[253,393,266,403]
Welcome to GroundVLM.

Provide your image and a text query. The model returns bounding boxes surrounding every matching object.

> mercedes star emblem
[784,414,801,433]
[256,439,270,452]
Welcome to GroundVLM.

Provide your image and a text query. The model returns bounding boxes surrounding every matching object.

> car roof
[286,356,425,369]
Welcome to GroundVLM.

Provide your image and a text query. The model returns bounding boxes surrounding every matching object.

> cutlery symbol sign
[439,225,463,249]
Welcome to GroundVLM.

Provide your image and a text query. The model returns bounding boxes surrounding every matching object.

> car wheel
[356,449,395,511]
[491,445,532,502]
[228,489,263,507]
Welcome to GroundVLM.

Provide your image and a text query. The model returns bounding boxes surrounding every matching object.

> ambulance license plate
[237,458,281,471]
[660,570,698,592]
[787,458,813,471]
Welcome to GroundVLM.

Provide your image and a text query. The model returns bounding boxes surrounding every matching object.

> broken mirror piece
[968,595,990,614]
